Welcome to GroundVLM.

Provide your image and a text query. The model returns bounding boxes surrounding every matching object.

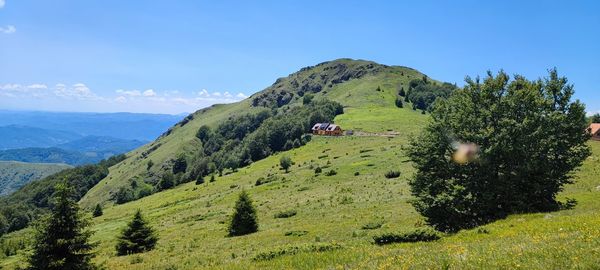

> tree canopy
[590,113,600,123]
[28,183,96,270]
[407,69,590,232]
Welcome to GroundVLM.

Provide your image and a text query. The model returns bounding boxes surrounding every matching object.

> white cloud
[116,89,141,97]
[54,83,99,100]
[0,82,250,114]
[143,89,156,97]
[197,89,209,97]
[27,84,48,89]
[0,83,50,98]
[0,25,16,34]
[0,0,5,9]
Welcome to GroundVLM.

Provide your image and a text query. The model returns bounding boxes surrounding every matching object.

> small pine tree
[395,98,404,108]
[399,87,406,96]
[92,204,103,217]
[279,155,292,173]
[28,182,96,270]
[195,176,204,185]
[228,191,258,236]
[115,210,158,256]
[146,160,154,171]
[210,174,215,182]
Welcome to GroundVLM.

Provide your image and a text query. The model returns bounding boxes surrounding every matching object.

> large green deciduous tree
[407,69,591,232]
[28,183,96,270]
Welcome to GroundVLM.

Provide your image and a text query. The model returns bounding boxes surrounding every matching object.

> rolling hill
[80,59,430,208]
[0,125,82,150]
[0,161,71,196]
[1,59,599,269]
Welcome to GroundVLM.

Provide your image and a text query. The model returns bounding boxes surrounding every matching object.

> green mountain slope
[2,59,600,269]
[0,161,71,196]
[80,59,430,208]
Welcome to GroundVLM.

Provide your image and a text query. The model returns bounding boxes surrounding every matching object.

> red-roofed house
[589,123,600,141]
[311,123,343,136]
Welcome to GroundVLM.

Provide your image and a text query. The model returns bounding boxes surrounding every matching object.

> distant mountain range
[0,125,82,150]
[0,111,170,196]
[0,138,145,166]
[0,110,182,164]
[0,110,184,142]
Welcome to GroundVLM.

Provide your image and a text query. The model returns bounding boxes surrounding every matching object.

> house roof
[590,123,600,135]
[312,123,322,130]
[326,124,339,131]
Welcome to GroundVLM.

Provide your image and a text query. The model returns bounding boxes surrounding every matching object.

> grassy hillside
[0,161,71,196]
[3,133,599,269]
[3,59,598,269]
[80,59,429,208]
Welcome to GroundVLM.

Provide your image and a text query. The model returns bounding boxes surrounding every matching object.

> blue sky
[0,0,598,114]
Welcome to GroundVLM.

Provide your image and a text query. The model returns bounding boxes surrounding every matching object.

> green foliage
[591,113,600,123]
[284,230,308,237]
[395,98,403,108]
[188,99,342,179]
[172,154,187,174]
[92,204,103,217]
[0,161,70,196]
[361,221,383,230]
[373,228,441,245]
[0,154,125,236]
[406,79,456,111]
[228,191,258,236]
[407,69,591,232]
[255,175,282,186]
[384,170,401,179]
[27,183,96,270]
[146,160,154,170]
[116,210,158,256]
[325,169,337,176]
[399,87,406,97]
[113,187,135,205]
[274,209,297,218]
[195,176,204,185]
[314,167,322,174]
[195,125,211,143]
[303,93,314,105]
[279,155,292,173]
[158,172,175,191]
[253,243,343,261]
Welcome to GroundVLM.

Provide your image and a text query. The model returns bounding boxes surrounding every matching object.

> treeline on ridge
[403,76,457,111]
[113,98,343,204]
